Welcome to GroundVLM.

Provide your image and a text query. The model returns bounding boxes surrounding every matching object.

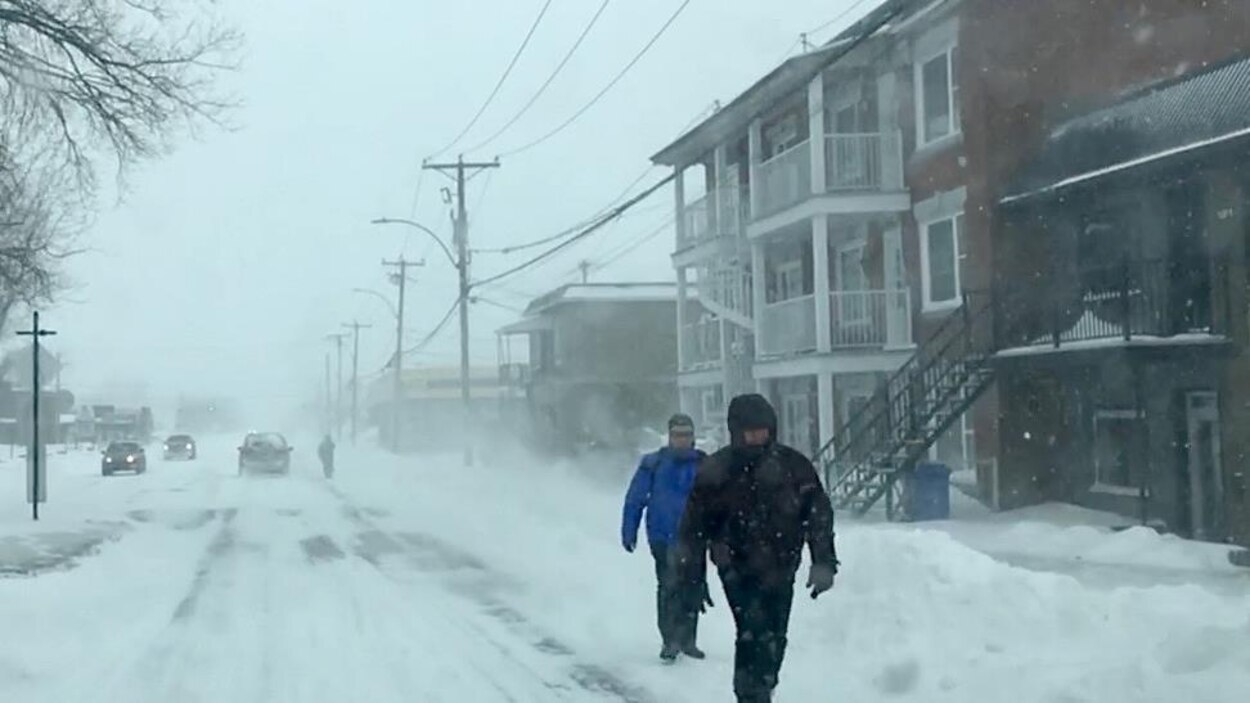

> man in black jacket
[672,393,838,703]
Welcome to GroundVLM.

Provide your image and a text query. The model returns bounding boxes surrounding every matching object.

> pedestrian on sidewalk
[621,412,710,663]
[318,434,336,478]
[672,393,839,703]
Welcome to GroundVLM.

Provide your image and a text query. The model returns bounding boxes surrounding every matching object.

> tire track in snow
[326,484,656,703]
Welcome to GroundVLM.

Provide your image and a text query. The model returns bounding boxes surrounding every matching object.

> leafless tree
[0,0,238,327]
[0,0,240,184]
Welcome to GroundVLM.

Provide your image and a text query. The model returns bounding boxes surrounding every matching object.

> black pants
[649,543,697,647]
[720,568,794,701]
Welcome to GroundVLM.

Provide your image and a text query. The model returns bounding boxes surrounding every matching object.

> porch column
[673,166,686,248]
[876,69,902,189]
[718,317,731,402]
[751,238,767,359]
[748,118,763,218]
[808,74,827,194]
[713,144,728,236]
[676,266,689,378]
[818,372,835,454]
[813,214,832,354]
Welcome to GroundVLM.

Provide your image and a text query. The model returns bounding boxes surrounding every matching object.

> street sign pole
[17,311,57,521]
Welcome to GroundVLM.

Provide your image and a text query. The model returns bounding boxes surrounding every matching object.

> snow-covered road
[2,436,1249,702]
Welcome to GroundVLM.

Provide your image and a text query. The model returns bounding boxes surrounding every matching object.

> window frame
[1091,409,1143,495]
[914,43,960,147]
[919,213,963,312]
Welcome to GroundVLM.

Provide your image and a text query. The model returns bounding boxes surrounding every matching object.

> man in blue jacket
[622,413,710,662]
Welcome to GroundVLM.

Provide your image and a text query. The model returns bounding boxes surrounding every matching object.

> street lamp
[371,216,473,466]
[352,287,398,320]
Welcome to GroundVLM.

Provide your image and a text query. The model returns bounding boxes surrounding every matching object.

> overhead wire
[590,212,675,273]
[498,0,693,158]
[464,0,613,154]
[473,171,677,289]
[403,297,461,356]
[428,0,555,159]
[807,0,878,38]
[471,100,717,256]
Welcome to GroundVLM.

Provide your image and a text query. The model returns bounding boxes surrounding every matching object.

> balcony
[681,319,722,371]
[758,295,816,357]
[755,140,811,218]
[825,132,904,192]
[830,289,913,348]
[698,263,753,322]
[995,257,1229,352]
[680,194,711,247]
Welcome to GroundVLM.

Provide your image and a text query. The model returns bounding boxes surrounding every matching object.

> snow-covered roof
[521,282,680,317]
[651,0,912,167]
[1003,54,1250,204]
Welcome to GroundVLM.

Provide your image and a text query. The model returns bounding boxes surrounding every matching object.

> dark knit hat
[667,413,696,432]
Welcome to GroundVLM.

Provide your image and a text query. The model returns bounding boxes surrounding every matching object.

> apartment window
[1093,410,1143,492]
[918,45,960,145]
[921,214,964,310]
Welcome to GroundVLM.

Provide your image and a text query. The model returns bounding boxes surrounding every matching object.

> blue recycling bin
[906,462,952,521]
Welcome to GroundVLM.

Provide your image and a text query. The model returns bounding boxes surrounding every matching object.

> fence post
[1120,255,1132,341]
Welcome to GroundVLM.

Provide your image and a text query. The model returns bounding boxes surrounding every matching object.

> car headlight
[126,455,135,463]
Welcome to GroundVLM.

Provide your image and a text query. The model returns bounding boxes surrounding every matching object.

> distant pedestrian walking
[621,413,709,662]
[673,394,838,702]
[318,434,336,478]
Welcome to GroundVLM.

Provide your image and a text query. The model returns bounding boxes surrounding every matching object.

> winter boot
[680,642,705,659]
[659,642,679,663]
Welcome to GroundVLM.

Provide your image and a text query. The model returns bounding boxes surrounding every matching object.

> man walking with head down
[621,412,710,662]
[672,393,839,702]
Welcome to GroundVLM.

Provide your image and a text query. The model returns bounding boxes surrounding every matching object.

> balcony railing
[995,257,1226,350]
[698,263,753,321]
[830,289,913,348]
[755,140,811,218]
[825,132,903,191]
[680,194,710,246]
[758,295,816,357]
[681,320,722,371]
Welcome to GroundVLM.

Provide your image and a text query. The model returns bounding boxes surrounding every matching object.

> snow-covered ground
[0,436,1248,702]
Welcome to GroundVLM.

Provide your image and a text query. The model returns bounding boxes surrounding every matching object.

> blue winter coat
[621,446,705,548]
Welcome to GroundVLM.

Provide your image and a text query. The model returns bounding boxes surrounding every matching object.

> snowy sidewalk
[329,442,1250,703]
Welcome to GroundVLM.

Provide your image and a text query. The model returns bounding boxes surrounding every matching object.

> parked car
[102,441,147,476]
[238,432,292,475]
[163,434,197,460]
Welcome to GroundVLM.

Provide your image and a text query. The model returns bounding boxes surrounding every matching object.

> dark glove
[622,536,636,553]
[700,580,714,612]
[807,562,836,600]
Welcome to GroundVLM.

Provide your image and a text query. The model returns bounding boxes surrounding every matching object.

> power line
[470,101,712,256]
[428,0,555,159]
[590,213,675,272]
[473,172,676,289]
[807,0,878,40]
[404,297,460,355]
[499,0,693,158]
[464,0,613,154]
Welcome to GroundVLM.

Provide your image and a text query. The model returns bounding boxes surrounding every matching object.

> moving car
[102,441,147,476]
[238,432,292,475]
[163,434,197,460]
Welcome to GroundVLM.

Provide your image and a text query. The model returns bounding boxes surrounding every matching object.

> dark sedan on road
[238,432,292,475]
[163,434,197,460]
[102,441,147,476]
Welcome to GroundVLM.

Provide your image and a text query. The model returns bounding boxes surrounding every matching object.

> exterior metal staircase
[815,293,999,519]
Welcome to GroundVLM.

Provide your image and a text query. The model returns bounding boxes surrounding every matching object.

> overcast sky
[39,0,878,417]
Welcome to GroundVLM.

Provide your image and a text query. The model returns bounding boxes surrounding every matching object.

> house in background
[497,283,686,454]
[365,365,507,452]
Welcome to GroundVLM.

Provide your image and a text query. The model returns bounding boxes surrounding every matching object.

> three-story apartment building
[653,0,977,468]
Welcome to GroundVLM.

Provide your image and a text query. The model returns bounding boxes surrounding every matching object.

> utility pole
[342,320,373,445]
[17,312,56,521]
[325,332,348,441]
[381,257,424,452]
[324,352,332,435]
[423,155,499,467]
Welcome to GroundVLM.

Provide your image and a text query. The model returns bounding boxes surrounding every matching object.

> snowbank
[334,442,1250,703]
